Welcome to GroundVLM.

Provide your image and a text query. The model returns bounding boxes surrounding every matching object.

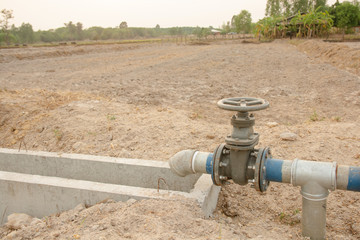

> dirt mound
[187,41,211,45]
[0,44,140,63]
[297,40,360,75]
[0,198,242,240]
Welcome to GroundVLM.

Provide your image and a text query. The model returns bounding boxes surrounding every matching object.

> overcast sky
[2,0,340,30]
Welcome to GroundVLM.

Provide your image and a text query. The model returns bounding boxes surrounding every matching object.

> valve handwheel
[217,97,269,112]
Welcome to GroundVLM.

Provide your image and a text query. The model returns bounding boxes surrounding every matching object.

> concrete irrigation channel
[0,148,220,225]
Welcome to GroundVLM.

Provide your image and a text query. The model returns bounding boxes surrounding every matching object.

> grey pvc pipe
[169,150,213,177]
[302,197,327,240]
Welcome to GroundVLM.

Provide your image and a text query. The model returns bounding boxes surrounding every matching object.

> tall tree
[232,10,252,33]
[291,0,313,14]
[119,21,128,28]
[266,0,292,16]
[221,21,232,33]
[76,22,83,40]
[64,21,77,40]
[0,9,14,45]
[313,0,327,10]
[18,23,34,43]
[266,0,282,16]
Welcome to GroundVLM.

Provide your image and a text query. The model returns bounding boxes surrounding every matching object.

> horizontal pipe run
[264,158,283,182]
[347,166,360,191]
[265,159,292,184]
[265,158,360,192]
[337,165,360,192]
[169,151,360,193]
[192,151,213,174]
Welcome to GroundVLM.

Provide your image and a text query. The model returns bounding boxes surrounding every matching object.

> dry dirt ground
[0,39,359,239]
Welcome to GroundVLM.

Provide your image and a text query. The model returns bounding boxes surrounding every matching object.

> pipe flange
[254,147,271,192]
[212,143,226,186]
[254,148,264,191]
[259,147,271,192]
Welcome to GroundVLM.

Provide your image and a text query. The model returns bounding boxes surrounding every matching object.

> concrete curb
[0,148,220,225]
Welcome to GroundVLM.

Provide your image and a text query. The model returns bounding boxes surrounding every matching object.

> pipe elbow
[169,150,196,177]
[169,150,213,177]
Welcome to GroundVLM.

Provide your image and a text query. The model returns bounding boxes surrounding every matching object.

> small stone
[30,218,43,226]
[291,213,301,223]
[70,214,78,221]
[99,225,107,231]
[6,213,33,230]
[110,219,116,226]
[74,203,85,213]
[225,217,232,224]
[280,132,298,141]
[72,142,83,150]
[266,122,279,128]
[6,230,19,238]
[91,225,99,230]
[352,223,360,233]
[126,198,137,205]
[52,231,61,237]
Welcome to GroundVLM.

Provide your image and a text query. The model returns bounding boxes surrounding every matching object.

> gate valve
[212,97,271,192]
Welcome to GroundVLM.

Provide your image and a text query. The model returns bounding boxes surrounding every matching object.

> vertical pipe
[302,197,327,240]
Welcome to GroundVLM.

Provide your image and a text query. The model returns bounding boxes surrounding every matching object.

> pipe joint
[301,182,329,201]
[291,159,337,193]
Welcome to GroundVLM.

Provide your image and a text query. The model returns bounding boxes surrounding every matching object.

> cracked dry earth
[0,39,359,239]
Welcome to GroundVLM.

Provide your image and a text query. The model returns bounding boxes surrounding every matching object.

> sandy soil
[0,39,359,239]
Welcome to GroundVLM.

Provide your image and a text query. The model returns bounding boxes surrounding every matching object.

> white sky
[2,0,340,30]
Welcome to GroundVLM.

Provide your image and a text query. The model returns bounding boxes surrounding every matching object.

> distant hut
[211,29,221,36]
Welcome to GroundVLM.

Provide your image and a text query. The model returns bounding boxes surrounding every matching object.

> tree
[232,10,252,34]
[0,9,14,45]
[292,0,311,14]
[155,24,160,29]
[87,26,103,41]
[18,23,34,43]
[333,1,360,39]
[266,0,282,16]
[221,21,232,33]
[119,21,128,28]
[193,27,210,39]
[76,22,83,40]
[266,0,292,16]
[64,21,77,40]
[313,0,327,11]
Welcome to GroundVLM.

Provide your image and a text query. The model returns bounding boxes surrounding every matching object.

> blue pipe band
[347,166,360,192]
[265,158,283,182]
[206,153,213,174]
